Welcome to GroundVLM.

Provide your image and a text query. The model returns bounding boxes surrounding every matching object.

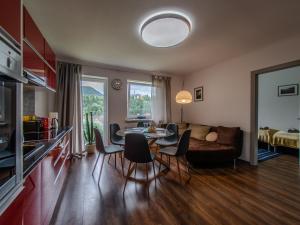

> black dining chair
[109,123,125,165]
[123,133,156,194]
[92,128,124,184]
[110,123,125,146]
[158,129,192,183]
[136,121,144,127]
[155,123,178,148]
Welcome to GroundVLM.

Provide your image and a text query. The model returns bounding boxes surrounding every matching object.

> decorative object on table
[111,78,122,90]
[148,124,157,133]
[84,112,96,154]
[175,83,192,123]
[194,86,203,101]
[278,84,298,96]
[49,112,59,130]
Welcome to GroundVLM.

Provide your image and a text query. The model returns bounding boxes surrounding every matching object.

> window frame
[127,80,153,120]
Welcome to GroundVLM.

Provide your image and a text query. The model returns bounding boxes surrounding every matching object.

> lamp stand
[180,105,183,124]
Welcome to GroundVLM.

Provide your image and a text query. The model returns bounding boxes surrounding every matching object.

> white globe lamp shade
[176,90,192,104]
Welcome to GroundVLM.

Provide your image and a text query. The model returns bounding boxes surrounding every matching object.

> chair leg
[92,152,101,176]
[233,159,236,169]
[145,163,149,184]
[120,152,124,176]
[108,154,111,163]
[183,155,191,180]
[98,154,106,184]
[152,161,156,187]
[134,163,137,178]
[158,153,163,173]
[114,153,117,168]
[176,157,182,183]
[168,156,171,167]
[123,161,132,194]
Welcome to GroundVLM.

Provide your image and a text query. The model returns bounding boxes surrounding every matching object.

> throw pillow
[217,126,240,145]
[189,124,211,140]
[205,132,218,142]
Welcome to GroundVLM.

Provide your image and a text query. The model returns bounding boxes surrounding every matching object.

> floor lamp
[175,90,192,123]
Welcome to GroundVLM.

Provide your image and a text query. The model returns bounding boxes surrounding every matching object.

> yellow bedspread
[273,131,300,149]
[258,129,278,144]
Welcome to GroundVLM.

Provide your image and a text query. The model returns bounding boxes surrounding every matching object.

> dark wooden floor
[51,154,300,225]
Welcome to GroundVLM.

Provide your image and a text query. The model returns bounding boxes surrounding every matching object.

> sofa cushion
[189,138,234,151]
[189,124,211,141]
[206,132,218,142]
[217,126,240,146]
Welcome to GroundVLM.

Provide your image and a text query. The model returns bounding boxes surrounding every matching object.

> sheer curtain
[151,75,172,125]
[56,62,84,157]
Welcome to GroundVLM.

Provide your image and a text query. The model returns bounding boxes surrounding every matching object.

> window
[127,80,152,119]
[81,75,108,144]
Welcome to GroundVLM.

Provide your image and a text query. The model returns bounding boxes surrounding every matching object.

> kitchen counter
[23,126,72,177]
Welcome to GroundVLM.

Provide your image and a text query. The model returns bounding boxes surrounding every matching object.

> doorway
[81,75,108,145]
[251,60,300,165]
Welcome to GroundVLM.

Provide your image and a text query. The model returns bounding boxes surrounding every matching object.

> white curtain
[151,75,171,125]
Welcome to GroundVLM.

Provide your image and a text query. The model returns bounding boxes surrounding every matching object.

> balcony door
[81,75,108,145]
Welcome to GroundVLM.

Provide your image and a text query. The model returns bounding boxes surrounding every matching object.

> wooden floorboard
[50,154,300,225]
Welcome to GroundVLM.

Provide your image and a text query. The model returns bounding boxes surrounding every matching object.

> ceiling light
[140,12,191,48]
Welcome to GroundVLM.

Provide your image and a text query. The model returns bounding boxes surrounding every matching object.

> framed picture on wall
[194,86,203,101]
[278,84,298,97]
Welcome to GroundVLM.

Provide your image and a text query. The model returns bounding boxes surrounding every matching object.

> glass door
[81,75,108,145]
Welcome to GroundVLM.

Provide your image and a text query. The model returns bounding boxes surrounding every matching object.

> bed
[273,131,300,165]
[258,129,278,150]
[273,131,300,150]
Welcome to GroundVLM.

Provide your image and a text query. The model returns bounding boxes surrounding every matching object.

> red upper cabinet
[23,6,45,57]
[23,41,46,82]
[0,0,21,44]
[44,41,56,71]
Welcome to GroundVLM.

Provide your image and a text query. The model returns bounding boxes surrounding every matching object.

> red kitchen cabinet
[45,65,57,90]
[0,165,42,225]
[23,41,46,82]
[23,6,45,57]
[0,134,71,225]
[0,0,21,44]
[44,40,56,71]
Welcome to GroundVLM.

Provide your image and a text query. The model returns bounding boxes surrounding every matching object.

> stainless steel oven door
[0,83,4,122]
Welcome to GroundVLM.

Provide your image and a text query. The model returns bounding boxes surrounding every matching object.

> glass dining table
[116,127,174,179]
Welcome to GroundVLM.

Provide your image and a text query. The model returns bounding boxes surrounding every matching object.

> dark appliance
[0,29,23,212]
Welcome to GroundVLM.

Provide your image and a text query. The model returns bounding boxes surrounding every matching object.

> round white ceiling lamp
[140,12,191,48]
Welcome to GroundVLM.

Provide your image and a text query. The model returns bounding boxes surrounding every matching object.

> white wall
[184,34,300,162]
[82,65,183,129]
[258,66,300,131]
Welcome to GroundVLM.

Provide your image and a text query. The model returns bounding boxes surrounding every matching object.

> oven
[0,28,24,210]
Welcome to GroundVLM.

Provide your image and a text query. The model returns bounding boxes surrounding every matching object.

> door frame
[81,75,108,145]
[250,59,300,165]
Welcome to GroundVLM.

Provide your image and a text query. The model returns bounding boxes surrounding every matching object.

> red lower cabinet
[0,135,70,225]
[0,165,42,225]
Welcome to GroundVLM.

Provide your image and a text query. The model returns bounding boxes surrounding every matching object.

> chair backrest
[176,129,192,156]
[94,128,106,153]
[165,123,178,141]
[110,123,122,143]
[136,121,144,127]
[124,133,153,163]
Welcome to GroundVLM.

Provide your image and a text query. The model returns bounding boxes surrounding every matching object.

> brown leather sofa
[183,124,243,167]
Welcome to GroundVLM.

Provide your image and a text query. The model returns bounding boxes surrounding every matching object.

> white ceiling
[24,0,300,75]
